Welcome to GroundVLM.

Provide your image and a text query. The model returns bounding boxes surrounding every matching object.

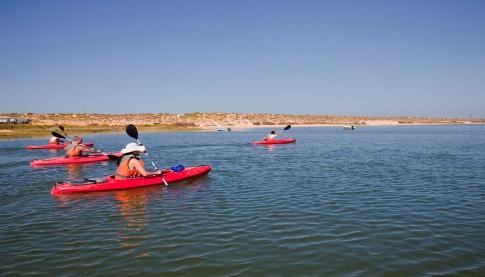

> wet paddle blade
[51,131,66,140]
[58,125,69,137]
[283,125,291,131]
[126,124,139,140]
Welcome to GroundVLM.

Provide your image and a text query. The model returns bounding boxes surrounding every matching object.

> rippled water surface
[1,126,485,276]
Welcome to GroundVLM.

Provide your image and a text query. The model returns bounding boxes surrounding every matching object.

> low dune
[1,112,483,139]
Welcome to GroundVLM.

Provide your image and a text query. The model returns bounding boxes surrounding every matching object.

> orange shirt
[65,144,83,157]
[116,155,145,179]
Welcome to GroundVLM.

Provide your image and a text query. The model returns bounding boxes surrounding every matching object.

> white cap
[121,142,147,154]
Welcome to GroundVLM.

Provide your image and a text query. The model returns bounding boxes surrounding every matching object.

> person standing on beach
[115,143,162,179]
[65,136,98,157]
[265,131,280,140]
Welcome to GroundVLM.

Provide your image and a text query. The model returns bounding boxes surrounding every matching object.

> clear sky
[1,0,484,117]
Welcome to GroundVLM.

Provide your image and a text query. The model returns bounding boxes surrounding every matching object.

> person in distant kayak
[49,136,60,144]
[65,136,98,157]
[115,143,162,179]
[265,131,280,140]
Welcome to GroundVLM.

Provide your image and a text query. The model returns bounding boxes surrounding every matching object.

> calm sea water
[1,126,484,276]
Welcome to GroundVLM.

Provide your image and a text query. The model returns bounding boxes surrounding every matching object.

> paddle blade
[126,124,139,139]
[51,131,66,139]
[283,125,291,131]
[59,125,65,132]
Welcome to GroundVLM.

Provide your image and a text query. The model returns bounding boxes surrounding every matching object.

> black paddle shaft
[57,125,70,140]
[52,131,66,140]
[124,124,168,185]
[125,124,159,171]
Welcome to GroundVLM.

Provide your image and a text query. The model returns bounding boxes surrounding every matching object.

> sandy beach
[1,112,484,139]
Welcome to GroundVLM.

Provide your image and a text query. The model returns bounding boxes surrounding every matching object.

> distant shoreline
[4,123,485,141]
[1,112,484,139]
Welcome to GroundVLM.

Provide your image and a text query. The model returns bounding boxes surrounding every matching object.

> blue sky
[1,0,484,117]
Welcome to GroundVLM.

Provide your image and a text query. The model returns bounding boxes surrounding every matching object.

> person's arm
[80,146,99,153]
[131,159,162,177]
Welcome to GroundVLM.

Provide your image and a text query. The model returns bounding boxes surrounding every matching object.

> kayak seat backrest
[83,178,104,184]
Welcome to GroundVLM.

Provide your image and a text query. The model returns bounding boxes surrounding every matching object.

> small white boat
[217,128,232,132]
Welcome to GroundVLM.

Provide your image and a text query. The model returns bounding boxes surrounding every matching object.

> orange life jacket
[65,144,83,157]
[116,155,145,179]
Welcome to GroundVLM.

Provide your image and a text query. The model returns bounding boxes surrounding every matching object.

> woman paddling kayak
[115,143,162,179]
[65,136,99,157]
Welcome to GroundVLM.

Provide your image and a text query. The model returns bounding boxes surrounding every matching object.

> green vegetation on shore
[0,123,202,139]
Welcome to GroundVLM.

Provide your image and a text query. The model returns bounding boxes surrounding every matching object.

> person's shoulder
[129,156,141,163]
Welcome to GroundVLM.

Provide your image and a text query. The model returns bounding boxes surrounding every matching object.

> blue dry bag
[171,164,185,172]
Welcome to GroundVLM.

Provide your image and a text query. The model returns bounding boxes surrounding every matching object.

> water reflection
[165,177,210,194]
[253,143,297,152]
[66,164,84,181]
[116,186,162,256]
[262,144,276,151]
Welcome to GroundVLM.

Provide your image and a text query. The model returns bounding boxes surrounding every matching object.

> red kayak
[31,152,122,166]
[26,143,94,150]
[51,165,212,195]
[252,138,297,145]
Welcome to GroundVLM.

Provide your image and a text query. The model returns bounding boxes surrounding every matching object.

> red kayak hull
[51,165,212,195]
[31,152,122,166]
[252,138,296,145]
[26,143,94,150]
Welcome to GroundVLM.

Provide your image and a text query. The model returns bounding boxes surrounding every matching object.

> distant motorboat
[343,125,355,130]
[217,127,232,132]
